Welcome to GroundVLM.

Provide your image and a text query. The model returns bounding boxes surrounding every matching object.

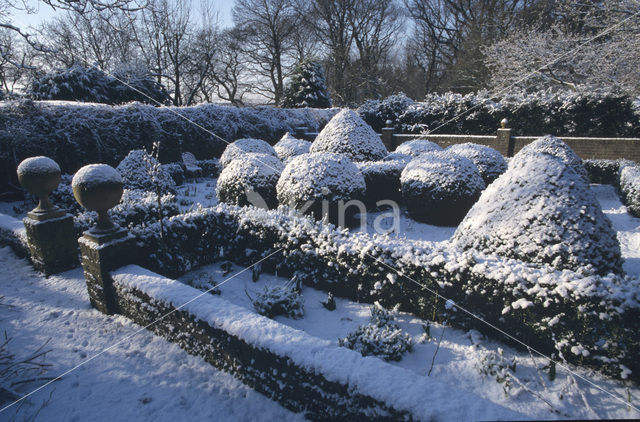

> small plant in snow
[247,278,304,319]
[478,348,517,396]
[185,272,221,295]
[339,302,413,361]
[321,292,336,311]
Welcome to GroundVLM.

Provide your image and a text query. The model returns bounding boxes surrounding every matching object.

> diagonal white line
[363,250,640,414]
[0,247,284,414]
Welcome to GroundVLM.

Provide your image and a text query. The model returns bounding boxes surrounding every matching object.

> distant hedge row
[0,100,337,190]
[358,91,640,137]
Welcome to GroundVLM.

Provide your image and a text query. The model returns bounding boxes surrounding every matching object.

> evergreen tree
[282,60,331,108]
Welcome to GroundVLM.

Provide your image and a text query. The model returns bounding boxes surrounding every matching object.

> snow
[310,109,387,162]
[619,163,640,217]
[395,139,443,157]
[453,150,623,275]
[383,152,413,164]
[16,156,60,177]
[116,150,176,193]
[216,153,283,208]
[111,264,522,421]
[516,135,589,181]
[0,247,304,422]
[72,164,123,188]
[273,132,311,163]
[219,138,278,168]
[446,143,507,184]
[277,152,366,204]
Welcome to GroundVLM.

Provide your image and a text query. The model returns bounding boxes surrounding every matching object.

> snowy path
[0,247,304,422]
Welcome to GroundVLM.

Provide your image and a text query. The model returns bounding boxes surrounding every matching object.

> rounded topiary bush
[274,132,311,163]
[400,151,485,226]
[277,153,366,226]
[356,160,406,207]
[452,150,623,275]
[116,149,176,194]
[619,163,640,217]
[309,109,387,162]
[447,143,507,185]
[584,159,621,185]
[220,138,278,168]
[395,139,442,157]
[217,154,284,209]
[517,135,588,181]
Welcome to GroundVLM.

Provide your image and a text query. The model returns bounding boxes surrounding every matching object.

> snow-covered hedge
[0,100,337,189]
[219,138,278,168]
[400,151,485,226]
[356,160,405,207]
[453,148,623,276]
[383,152,412,164]
[516,135,588,181]
[130,203,640,381]
[273,133,311,163]
[394,139,442,157]
[619,163,640,217]
[216,154,283,209]
[357,90,640,136]
[447,143,507,185]
[583,159,623,186]
[196,158,221,178]
[310,109,387,161]
[116,150,177,194]
[276,153,366,225]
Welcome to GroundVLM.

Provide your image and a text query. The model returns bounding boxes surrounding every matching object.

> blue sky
[11,0,236,29]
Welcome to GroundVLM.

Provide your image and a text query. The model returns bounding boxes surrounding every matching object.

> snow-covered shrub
[216,154,283,209]
[219,138,278,168]
[282,60,331,108]
[357,93,415,132]
[116,150,176,194]
[276,152,366,225]
[248,278,304,319]
[400,151,485,226]
[29,64,170,105]
[356,160,405,206]
[394,139,442,157]
[446,143,507,185]
[478,348,517,396]
[273,133,311,163]
[161,163,185,185]
[453,150,623,275]
[75,189,179,235]
[339,303,412,361]
[196,158,221,178]
[357,91,640,137]
[619,163,640,217]
[383,152,412,164]
[517,135,588,181]
[309,109,387,162]
[583,159,622,185]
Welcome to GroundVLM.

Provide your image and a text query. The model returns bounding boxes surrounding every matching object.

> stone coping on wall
[110,265,522,421]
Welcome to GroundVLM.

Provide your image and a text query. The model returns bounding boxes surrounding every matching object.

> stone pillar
[17,156,78,276]
[293,126,309,140]
[72,164,136,315]
[497,118,513,157]
[381,120,395,151]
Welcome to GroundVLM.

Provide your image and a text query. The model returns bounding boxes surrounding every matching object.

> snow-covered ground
[0,248,304,422]
[1,181,638,421]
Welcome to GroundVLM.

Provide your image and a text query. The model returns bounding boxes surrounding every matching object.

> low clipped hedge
[0,100,336,190]
[130,204,640,382]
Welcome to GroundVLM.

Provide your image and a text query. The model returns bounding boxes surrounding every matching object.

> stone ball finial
[17,156,62,217]
[500,118,509,129]
[385,120,393,128]
[72,164,123,234]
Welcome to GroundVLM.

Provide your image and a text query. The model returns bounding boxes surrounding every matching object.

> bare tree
[206,28,251,105]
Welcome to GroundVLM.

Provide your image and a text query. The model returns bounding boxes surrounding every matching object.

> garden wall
[107,265,519,421]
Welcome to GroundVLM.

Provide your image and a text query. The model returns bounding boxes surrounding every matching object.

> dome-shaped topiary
[356,160,406,207]
[395,139,442,157]
[309,109,387,162]
[220,138,278,168]
[273,132,311,163]
[116,149,176,194]
[517,135,588,181]
[619,163,640,217]
[277,152,366,225]
[216,153,284,209]
[400,151,485,226]
[452,150,623,275]
[447,143,507,185]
